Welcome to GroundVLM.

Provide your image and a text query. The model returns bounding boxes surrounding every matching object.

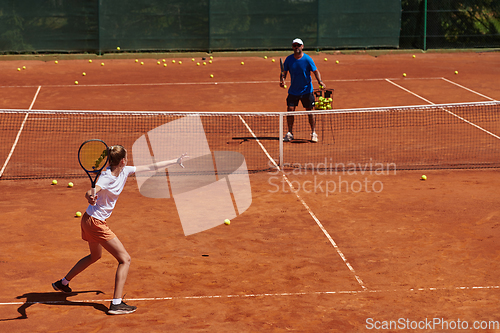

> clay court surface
[1,51,500,332]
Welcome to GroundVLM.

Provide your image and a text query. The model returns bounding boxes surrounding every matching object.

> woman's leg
[101,237,131,299]
[65,242,102,281]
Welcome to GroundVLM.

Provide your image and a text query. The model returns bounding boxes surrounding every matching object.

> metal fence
[400,0,500,50]
[0,0,498,54]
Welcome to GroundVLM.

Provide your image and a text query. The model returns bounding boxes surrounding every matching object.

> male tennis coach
[280,38,325,143]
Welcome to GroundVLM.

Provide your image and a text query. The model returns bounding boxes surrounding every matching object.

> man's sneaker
[108,301,137,315]
[311,132,318,143]
[52,280,72,293]
[284,132,294,142]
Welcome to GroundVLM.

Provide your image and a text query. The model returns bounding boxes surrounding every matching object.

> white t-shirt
[86,166,136,221]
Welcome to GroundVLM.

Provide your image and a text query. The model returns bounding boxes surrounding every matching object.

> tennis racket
[78,139,109,200]
[280,58,285,84]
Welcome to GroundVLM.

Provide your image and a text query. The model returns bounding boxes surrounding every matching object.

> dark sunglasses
[292,43,302,47]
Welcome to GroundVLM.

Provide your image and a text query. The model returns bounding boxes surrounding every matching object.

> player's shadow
[231,137,318,144]
[0,290,107,321]
[231,136,280,143]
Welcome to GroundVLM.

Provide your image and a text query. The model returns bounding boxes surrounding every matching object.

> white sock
[61,278,70,286]
[112,298,122,305]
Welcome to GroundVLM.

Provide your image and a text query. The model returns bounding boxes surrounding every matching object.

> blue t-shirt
[284,53,317,96]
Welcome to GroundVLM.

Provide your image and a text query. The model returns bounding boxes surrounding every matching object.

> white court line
[441,77,497,101]
[1,285,498,306]
[237,115,367,291]
[0,77,444,89]
[0,85,41,178]
[385,79,500,141]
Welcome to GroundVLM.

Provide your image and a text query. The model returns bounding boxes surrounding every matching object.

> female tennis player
[52,145,187,315]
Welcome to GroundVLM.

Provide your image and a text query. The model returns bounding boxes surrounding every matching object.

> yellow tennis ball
[224,219,230,225]
[172,60,176,63]
[241,61,244,65]
[116,46,120,50]
[210,56,213,60]
[164,63,167,67]
[412,55,416,58]
[75,211,82,217]
[210,74,214,78]
[455,71,458,75]
[197,62,200,66]
[336,60,339,64]
[74,81,78,85]
[82,72,86,76]
[264,56,268,59]
[135,59,138,63]
[403,73,407,77]
[22,66,26,70]
[52,179,58,185]
[203,62,207,65]
[191,58,195,62]
[157,61,161,65]
[324,58,328,61]
[162,59,166,62]
[178,61,182,64]
[272,59,275,63]
[54,60,58,64]
[89,59,93,63]
[209,60,212,64]
[140,61,144,65]
[101,62,104,66]
[421,175,427,180]
[284,85,287,88]
[68,182,74,188]
[17,68,21,71]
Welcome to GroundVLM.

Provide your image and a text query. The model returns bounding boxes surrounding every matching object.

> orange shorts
[81,212,116,244]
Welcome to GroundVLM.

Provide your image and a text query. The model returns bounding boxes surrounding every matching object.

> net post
[98,0,102,56]
[279,113,284,168]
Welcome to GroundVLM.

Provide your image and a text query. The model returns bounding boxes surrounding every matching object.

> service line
[441,77,497,101]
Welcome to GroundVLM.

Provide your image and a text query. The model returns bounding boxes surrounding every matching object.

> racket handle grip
[91,187,96,199]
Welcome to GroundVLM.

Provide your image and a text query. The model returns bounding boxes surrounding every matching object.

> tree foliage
[401,0,500,48]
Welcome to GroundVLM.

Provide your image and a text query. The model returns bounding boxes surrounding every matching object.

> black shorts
[287,93,315,109]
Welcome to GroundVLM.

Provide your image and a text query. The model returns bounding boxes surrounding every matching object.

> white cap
[292,38,303,45]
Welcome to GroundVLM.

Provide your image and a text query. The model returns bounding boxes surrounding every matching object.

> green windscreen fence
[0,1,98,53]
[0,0,401,53]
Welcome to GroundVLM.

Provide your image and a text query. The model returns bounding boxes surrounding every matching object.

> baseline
[0,77,444,89]
[0,284,498,306]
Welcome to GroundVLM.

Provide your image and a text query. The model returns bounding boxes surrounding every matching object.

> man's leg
[304,92,318,142]
[287,105,296,134]
[306,111,316,133]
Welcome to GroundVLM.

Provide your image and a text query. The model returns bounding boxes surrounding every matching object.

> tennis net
[1,101,499,180]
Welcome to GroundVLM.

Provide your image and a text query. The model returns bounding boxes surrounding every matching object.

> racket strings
[79,141,108,172]
[94,149,108,169]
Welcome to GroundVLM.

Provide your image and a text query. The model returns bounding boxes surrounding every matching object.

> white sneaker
[311,132,318,143]
[284,132,294,142]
